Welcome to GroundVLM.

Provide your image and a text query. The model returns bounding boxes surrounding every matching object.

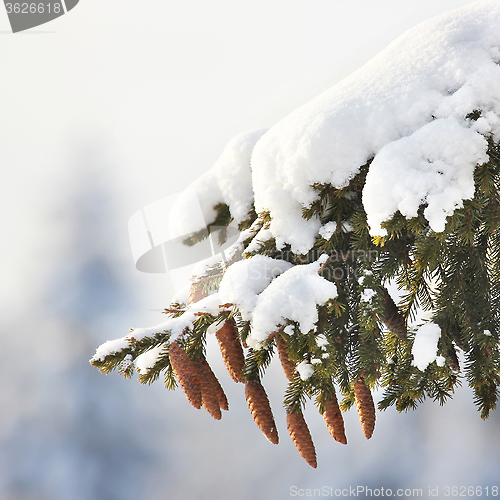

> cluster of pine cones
[170,308,376,468]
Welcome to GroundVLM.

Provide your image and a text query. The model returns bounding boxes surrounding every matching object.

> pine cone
[245,381,279,444]
[322,393,347,445]
[380,287,407,339]
[204,359,229,411]
[276,335,295,381]
[216,320,246,383]
[168,341,202,409]
[287,410,317,468]
[194,358,222,420]
[354,377,376,439]
[198,356,228,411]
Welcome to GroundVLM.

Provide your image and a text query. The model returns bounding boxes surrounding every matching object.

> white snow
[244,228,274,253]
[135,345,165,374]
[168,129,267,238]
[119,354,134,372]
[315,334,328,348]
[364,117,488,235]
[360,288,376,303]
[91,338,130,362]
[218,255,293,320]
[319,221,337,240]
[296,360,314,380]
[250,1,500,252]
[412,322,442,371]
[247,257,338,348]
[207,318,225,335]
[157,293,224,339]
[341,221,354,232]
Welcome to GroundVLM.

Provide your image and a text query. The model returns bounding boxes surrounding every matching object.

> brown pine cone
[213,377,229,411]
[322,393,347,445]
[202,359,229,411]
[245,381,279,444]
[216,320,245,383]
[194,358,222,420]
[276,336,295,381]
[197,356,228,411]
[287,410,317,468]
[353,377,376,439]
[380,287,407,339]
[168,341,202,409]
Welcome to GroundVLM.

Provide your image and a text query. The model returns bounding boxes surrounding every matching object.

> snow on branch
[250,0,500,252]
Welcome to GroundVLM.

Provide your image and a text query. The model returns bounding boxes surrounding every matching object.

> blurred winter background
[1,1,499,499]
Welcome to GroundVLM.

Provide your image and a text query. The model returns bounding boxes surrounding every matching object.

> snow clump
[296,360,315,381]
[247,256,338,348]
[411,322,443,371]
[251,0,500,252]
[218,255,293,320]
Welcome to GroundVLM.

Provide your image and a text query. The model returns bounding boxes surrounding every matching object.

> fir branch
[243,341,275,382]
[182,202,233,247]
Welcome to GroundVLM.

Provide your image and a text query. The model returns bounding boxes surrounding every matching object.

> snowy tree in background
[91,1,500,467]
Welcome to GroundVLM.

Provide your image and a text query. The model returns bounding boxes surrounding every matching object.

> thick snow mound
[364,117,488,235]
[248,257,338,348]
[218,255,293,320]
[169,128,267,238]
[251,0,500,252]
